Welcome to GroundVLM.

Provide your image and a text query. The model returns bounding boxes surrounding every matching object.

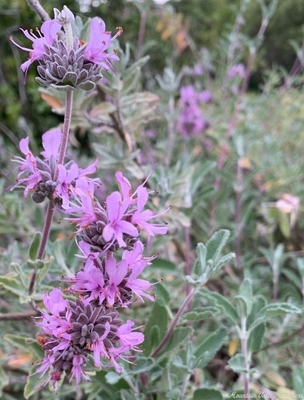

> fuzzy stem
[28,90,73,295]
[151,288,195,358]
[185,226,192,311]
[235,159,243,270]
[240,316,250,398]
[25,0,50,22]
[135,6,148,61]
[165,95,175,168]
[58,90,74,166]
[0,310,39,320]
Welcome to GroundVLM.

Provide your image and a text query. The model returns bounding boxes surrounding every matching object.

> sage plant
[10,5,168,392]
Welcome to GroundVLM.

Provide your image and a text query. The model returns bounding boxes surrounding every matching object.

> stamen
[112,27,123,41]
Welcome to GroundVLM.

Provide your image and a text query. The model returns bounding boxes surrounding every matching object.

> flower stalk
[151,287,195,358]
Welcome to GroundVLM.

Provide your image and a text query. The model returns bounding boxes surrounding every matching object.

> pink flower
[56,163,80,208]
[85,17,121,70]
[70,258,106,305]
[117,320,144,352]
[228,64,245,79]
[103,191,138,247]
[43,288,68,316]
[64,179,97,228]
[10,19,62,76]
[123,241,154,302]
[115,171,133,201]
[70,355,90,385]
[40,128,61,160]
[131,186,168,237]
[91,322,111,366]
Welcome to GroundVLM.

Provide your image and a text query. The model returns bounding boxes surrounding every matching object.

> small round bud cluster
[36,38,103,91]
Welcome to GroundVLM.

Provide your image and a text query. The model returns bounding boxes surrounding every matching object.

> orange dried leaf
[228,338,239,357]
[41,93,64,111]
[8,353,33,368]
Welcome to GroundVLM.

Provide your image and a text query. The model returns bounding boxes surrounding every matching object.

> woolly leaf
[228,354,247,373]
[206,229,230,263]
[28,232,42,261]
[193,389,223,400]
[193,327,227,369]
[199,288,238,323]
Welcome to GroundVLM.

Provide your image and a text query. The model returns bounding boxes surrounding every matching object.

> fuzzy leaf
[144,302,168,355]
[228,354,247,373]
[154,282,170,306]
[206,229,230,263]
[90,101,117,117]
[193,243,207,276]
[293,365,304,395]
[0,366,9,397]
[128,357,154,375]
[28,232,42,261]
[24,364,48,399]
[4,334,43,359]
[151,258,178,274]
[11,262,29,288]
[182,306,219,321]
[238,278,253,315]
[234,295,248,319]
[257,303,301,319]
[193,327,227,369]
[248,322,265,354]
[193,389,223,400]
[0,275,26,298]
[199,288,238,323]
[158,326,193,357]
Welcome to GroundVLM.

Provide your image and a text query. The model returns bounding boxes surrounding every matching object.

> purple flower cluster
[12,128,99,206]
[35,289,144,389]
[11,6,122,89]
[31,167,168,387]
[177,85,211,139]
[12,128,168,387]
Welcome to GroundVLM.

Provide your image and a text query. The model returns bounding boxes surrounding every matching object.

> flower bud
[53,5,75,25]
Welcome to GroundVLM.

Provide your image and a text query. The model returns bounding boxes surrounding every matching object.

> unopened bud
[54,5,75,25]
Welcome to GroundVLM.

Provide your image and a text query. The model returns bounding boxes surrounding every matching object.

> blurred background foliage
[1,0,304,140]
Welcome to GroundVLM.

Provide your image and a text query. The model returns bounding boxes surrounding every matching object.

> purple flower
[123,241,155,302]
[65,172,169,252]
[12,130,100,205]
[117,320,144,352]
[103,191,139,248]
[40,128,61,160]
[35,289,144,386]
[85,18,122,70]
[10,19,62,76]
[177,105,209,138]
[177,86,210,138]
[70,355,90,385]
[115,171,133,202]
[11,8,121,88]
[228,64,246,79]
[193,64,204,76]
[70,257,106,305]
[131,186,168,237]
[64,180,97,228]
[198,90,213,104]
[180,85,198,106]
